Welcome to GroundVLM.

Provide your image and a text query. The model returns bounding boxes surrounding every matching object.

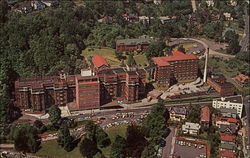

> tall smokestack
[203,48,209,83]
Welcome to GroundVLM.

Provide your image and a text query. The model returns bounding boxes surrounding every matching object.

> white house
[213,95,244,118]
[182,122,201,135]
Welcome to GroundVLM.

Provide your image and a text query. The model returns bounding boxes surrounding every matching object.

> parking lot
[173,137,210,158]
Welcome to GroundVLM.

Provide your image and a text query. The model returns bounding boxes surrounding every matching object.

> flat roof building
[213,95,244,118]
[182,122,201,135]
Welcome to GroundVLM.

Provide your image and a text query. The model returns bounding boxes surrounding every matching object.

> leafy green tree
[111,135,126,158]
[142,103,169,143]
[141,143,157,158]
[0,0,9,23]
[177,45,185,53]
[125,124,147,158]
[14,124,40,153]
[226,39,241,54]
[79,137,99,158]
[96,127,111,148]
[145,41,166,59]
[48,105,61,125]
[127,54,136,66]
[57,125,74,151]
[187,105,200,123]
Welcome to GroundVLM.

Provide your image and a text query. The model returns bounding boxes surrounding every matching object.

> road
[170,38,235,60]
[244,95,250,157]
[240,4,249,52]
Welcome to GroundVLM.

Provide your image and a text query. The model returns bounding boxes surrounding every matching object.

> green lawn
[134,55,149,67]
[81,47,121,68]
[36,125,127,158]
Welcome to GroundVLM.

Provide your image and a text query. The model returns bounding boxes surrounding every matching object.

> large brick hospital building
[15,55,146,111]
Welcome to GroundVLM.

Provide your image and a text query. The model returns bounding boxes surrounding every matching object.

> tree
[48,105,61,125]
[0,0,9,23]
[0,96,11,123]
[125,124,147,158]
[79,138,99,158]
[187,105,200,123]
[177,45,185,53]
[127,54,136,66]
[96,127,111,148]
[141,143,157,158]
[226,39,241,54]
[142,103,169,143]
[33,120,46,134]
[14,124,40,153]
[57,125,74,151]
[145,41,166,59]
[111,135,126,158]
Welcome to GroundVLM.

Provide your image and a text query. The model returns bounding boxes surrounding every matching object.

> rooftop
[169,106,187,115]
[152,51,197,67]
[235,74,249,83]
[219,123,238,134]
[220,143,236,150]
[92,55,110,68]
[220,135,236,142]
[217,150,237,158]
[200,106,210,122]
[216,95,243,104]
[116,35,154,46]
[182,122,201,130]
[219,108,237,114]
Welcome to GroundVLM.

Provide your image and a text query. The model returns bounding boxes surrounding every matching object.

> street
[240,4,249,52]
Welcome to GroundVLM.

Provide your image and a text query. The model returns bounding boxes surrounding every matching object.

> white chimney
[203,48,209,83]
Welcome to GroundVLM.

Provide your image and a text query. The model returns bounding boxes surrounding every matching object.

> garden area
[36,125,127,158]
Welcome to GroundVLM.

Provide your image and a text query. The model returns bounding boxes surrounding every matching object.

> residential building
[31,1,46,10]
[152,51,198,87]
[205,0,214,7]
[200,106,210,126]
[218,150,237,158]
[219,123,238,135]
[215,117,239,128]
[169,106,187,121]
[182,122,201,135]
[220,135,236,144]
[207,74,235,96]
[116,35,155,52]
[219,143,237,153]
[235,74,249,87]
[212,95,244,118]
[223,12,234,21]
[219,108,237,118]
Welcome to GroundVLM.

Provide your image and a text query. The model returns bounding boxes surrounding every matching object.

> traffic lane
[162,127,175,158]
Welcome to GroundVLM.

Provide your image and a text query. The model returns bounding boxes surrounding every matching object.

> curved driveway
[170,38,235,60]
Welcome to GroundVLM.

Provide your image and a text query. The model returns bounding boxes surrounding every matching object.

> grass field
[134,55,149,67]
[81,47,121,68]
[36,125,127,158]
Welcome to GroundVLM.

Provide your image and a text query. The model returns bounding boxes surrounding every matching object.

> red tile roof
[220,135,236,142]
[217,150,237,158]
[226,118,239,124]
[152,51,197,67]
[92,55,110,68]
[200,106,210,122]
[235,74,249,83]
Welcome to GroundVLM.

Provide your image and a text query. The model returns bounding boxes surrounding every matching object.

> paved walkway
[162,128,176,158]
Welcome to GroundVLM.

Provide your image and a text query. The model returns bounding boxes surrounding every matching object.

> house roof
[218,150,237,158]
[152,51,197,67]
[219,123,237,134]
[220,135,236,142]
[219,108,237,115]
[220,143,236,150]
[235,74,249,83]
[92,55,110,68]
[182,122,201,131]
[169,106,187,115]
[200,106,210,122]
[116,35,154,46]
